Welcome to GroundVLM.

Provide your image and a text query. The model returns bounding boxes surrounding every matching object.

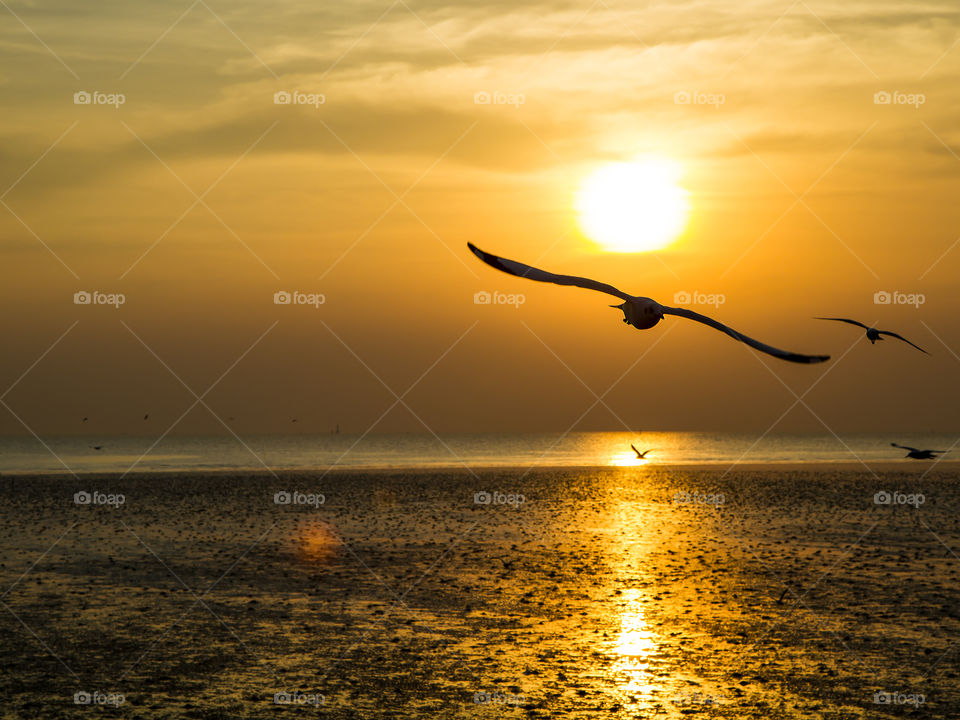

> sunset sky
[2,0,960,436]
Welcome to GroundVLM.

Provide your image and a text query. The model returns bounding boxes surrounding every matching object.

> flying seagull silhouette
[815,318,928,354]
[630,444,653,459]
[891,443,947,460]
[468,243,830,364]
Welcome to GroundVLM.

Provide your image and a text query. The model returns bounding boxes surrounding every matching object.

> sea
[0,432,956,475]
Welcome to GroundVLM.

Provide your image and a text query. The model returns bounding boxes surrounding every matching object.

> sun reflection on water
[609,451,649,467]
[612,588,657,695]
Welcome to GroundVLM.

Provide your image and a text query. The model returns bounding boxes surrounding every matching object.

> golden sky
[2,0,960,435]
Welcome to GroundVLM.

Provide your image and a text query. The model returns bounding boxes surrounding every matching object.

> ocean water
[0,431,956,475]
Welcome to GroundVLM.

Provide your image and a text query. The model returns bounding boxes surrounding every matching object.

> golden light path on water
[602,481,663,714]
[613,588,657,693]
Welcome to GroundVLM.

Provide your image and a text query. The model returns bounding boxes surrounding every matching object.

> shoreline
[2,459,959,480]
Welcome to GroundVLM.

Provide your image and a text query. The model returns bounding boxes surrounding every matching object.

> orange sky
[2,0,960,436]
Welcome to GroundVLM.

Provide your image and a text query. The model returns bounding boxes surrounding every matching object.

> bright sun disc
[576,158,690,253]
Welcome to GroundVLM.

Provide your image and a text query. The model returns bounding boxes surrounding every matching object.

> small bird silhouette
[815,318,928,354]
[891,443,947,460]
[143,414,149,420]
[468,243,829,364]
[81,417,88,422]
[630,444,653,459]
[91,445,103,451]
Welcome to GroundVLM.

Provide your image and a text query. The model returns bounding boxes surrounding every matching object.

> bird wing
[815,317,871,330]
[877,331,928,354]
[467,243,633,302]
[630,444,641,458]
[662,306,830,364]
[891,443,920,452]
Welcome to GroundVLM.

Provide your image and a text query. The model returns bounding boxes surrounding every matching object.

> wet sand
[1,466,958,718]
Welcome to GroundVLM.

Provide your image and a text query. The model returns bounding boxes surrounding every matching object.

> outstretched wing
[891,442,920,452]
[663,306,830,364]
[815,317,871,330]
[630,443,641,458]
[877,331,928,354]
[468,243,632,302]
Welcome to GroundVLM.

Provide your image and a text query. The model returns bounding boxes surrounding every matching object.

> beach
[1,465,958,718]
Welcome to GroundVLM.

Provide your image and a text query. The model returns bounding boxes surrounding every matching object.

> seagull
[891,442,947,460]
[815,318,928,354]
[467,243,830,364]
[630,444,653,459]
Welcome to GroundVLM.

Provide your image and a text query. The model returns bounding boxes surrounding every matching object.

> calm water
[0,432,956,474]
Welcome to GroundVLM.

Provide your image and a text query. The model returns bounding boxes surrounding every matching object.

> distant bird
[143,414,149,420]
[468,243,829,364]
[91,445,103,451]
[815,318,928,354]
[630,444,653,459]
[891,442,948,460]
[291,418,298,423]
[81,417,88,423]
[777,588,789,604]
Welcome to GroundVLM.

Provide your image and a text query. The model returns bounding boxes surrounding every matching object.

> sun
[575,158,690,253]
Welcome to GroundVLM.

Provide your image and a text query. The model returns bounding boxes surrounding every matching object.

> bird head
[611,300,662,329]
